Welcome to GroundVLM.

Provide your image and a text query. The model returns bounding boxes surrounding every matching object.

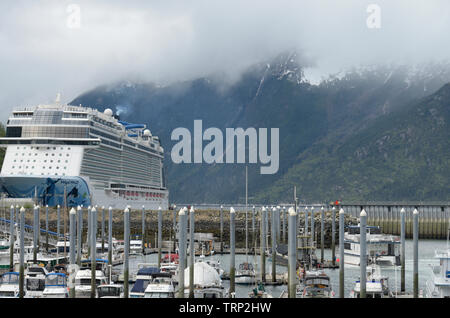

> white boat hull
[235,275,255,284]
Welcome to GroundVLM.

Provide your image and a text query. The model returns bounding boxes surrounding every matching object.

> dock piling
[33,205,38,264]
[158,206,162,269]
[101,206,105,254]
[57,205,61,262]
[229,207,236,297]
[141,206,145,253]
[261,207,266,283]
[413,208,419,298]
[19,207,25,298]
[45,205,49,253]
[90,207,97,298]
[305,206,309,235]
[189,206,195,298]
[220,205,224,254]
[360,209,367,298]
[271,207,277,283]
[400,208,406,292]
[123,207,130,298]
[320,206,324,263]
[9,205,14,272]
[108,207,112,268]
[331,207,336,266]
[178,208,186,298]
[77,206,82,266]
[87,206,91,258]
[339,208,345,298]
[172,206,176,253]
[282,206,286,244]
[252,205,256,249]
[69,207,76,298]
[288,207,297,298]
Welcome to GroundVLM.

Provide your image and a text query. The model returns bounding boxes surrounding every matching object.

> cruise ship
[0,97,168,209]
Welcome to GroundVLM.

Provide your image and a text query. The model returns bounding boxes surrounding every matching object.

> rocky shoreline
[9,208,358,248]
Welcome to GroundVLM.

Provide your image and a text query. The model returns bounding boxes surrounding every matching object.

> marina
[0,202,448,298]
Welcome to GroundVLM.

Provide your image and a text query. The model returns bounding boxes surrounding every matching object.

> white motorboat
[144,272,176,298]
[74,259,109,298]
[296,269,334,298]
[425,248,450,298]
[235,262,256,284]
[74,269,108,298]
[349,264,390,298]
[0,272,20,298]
[196,254,224,278]
[24,264,48,298]
[42,273,69,298]
[129,265,160,298]
[341,225,400,266]
[183,261,228,298]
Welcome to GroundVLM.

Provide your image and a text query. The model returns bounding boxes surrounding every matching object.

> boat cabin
[0,272,20,298]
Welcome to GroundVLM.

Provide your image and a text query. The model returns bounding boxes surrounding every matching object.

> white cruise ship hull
[0,103,169,210]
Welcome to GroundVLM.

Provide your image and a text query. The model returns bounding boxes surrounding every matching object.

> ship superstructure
[0,99,168,209]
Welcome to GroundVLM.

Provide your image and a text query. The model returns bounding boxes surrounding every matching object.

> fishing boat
[183,261,229,298]
[349,264,391,298]
[129,265,160,298]
[97,284,124,298]
[342,225,400,266]
[296,269,334,298]
[235,262,256,284]
[143,272,176,298]
[42,273,69,298]
[0,272,20,298]
[24,264,48,298]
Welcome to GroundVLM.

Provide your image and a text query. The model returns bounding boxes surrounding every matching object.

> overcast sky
[0,0,449,121]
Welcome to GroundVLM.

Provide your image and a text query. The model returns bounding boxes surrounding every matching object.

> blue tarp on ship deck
[0,175,91,207]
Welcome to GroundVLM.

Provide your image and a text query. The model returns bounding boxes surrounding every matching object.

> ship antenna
[55,93,61,104]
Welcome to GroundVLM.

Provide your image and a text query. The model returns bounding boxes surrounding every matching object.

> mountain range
[70,52,450,204]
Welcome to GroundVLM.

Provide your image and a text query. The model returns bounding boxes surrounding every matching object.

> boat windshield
[0,274,19,284]
[26,278,45,291]
[144,292,173,298]
[76,278,102,286]
[45,275,66,287]
[355,292,383,298]
[239,263,254,271]
[28,267,46,274]
[304,278,330,287]
[0,291,16,297]
[203,292,220,298]
[98,286,122,297]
